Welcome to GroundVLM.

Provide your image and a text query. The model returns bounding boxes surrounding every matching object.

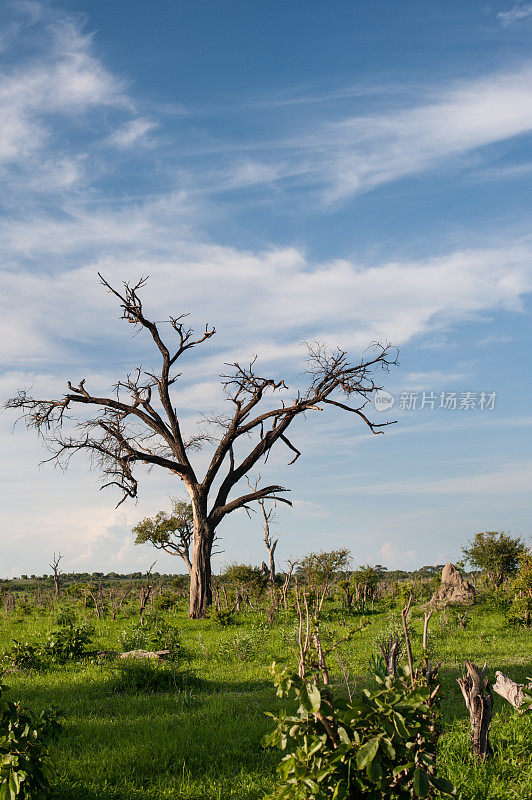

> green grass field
[1,601,531,800]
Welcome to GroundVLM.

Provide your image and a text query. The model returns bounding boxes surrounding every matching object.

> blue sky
[1,0,532,577]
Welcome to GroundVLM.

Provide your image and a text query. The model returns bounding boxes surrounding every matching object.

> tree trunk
[189,517,213,618]
[458,661,493,760]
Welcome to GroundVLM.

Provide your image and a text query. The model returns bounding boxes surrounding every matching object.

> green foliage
[132,500,193,559]
[300,549,350,593]
[214,608,236,626]
[1,642,43,672]
[0,682,61,799]
[462,531,527,587]
[153,592,178,612]
[110,658,190,693]
[506,552,532,627]
[217,633,256,662]
[43,622,93,663]
[118,613,182,659]
[222,563,266,588]
[263,662,454,799]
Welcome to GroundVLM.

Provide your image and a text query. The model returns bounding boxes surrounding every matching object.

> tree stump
[493,671,532,712]
[457,661,493,760]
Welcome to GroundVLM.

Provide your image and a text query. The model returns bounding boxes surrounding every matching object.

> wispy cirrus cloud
[497,4,532,27]
[108,118,158,148]
[194,64,532,204]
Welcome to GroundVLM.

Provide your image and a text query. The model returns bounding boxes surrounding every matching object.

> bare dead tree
[257,498,278,584]
[139,562,156,618]
[49,553,63,600]
[5,275,397,618]
[281,558,298,609]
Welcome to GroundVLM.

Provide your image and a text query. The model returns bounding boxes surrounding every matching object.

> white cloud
[208,64,532,202]
[350,461,532,496]
[109,118,158,148]
[497,4,532,26]
[379,541,416,568]
[2,239,532,371]
[319,66,532,201]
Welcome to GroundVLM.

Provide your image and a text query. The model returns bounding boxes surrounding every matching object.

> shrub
[214,608,236,627]
[217,633,255,662]
[118,613,182,659]
[0,681,62,799]
[153,592,178,612]
[263,662,454,799]
[2,641,44,672]
[43,622,93,663]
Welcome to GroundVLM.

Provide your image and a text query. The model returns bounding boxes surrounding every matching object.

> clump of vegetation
[506,552,532,626]
[118,612,182,659]
[0,681,62,799]
[263,661,454,799]
[217,632,256,662]
[213,608,236,627]
[110,658,190,693]
[2,641,44,672]
[43,621,93,663]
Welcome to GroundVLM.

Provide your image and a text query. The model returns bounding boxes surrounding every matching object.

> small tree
[351,563,382,611]
[462,531,527,587]
[133,500,194,575]
[508,550,532,626]
[300,548,350,613]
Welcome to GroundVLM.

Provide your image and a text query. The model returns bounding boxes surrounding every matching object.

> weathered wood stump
[493,671,532,712]
[119,649,171,660]
[457,661,493,760]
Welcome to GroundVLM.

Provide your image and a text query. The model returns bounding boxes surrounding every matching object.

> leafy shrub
[263,662,454,799]
[214,608,236,627]
[0,681,62,799]
[217,633,256,662]
[53,606,77,627]
[43,622,93,663]
[153,592,178,611]
[118,613,182,659]
[2,641,44,672]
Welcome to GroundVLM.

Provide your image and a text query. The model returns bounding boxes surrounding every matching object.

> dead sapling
[49,553,63,601]
[139,562,156,619]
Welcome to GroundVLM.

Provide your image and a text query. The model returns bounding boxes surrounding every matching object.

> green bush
[217,633,256,662]
[0,681,62,799]
[214,608,236,627]
[1,642,44,672]
[263,662,454,799]
[43,622,93,663]
[118,613,182,659]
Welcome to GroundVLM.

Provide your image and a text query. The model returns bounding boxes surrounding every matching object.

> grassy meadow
[1,596,531,800]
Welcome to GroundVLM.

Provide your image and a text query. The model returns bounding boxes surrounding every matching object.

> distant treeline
[0,563,458,591]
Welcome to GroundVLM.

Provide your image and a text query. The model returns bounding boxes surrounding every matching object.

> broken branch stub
[457,660,493,761]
